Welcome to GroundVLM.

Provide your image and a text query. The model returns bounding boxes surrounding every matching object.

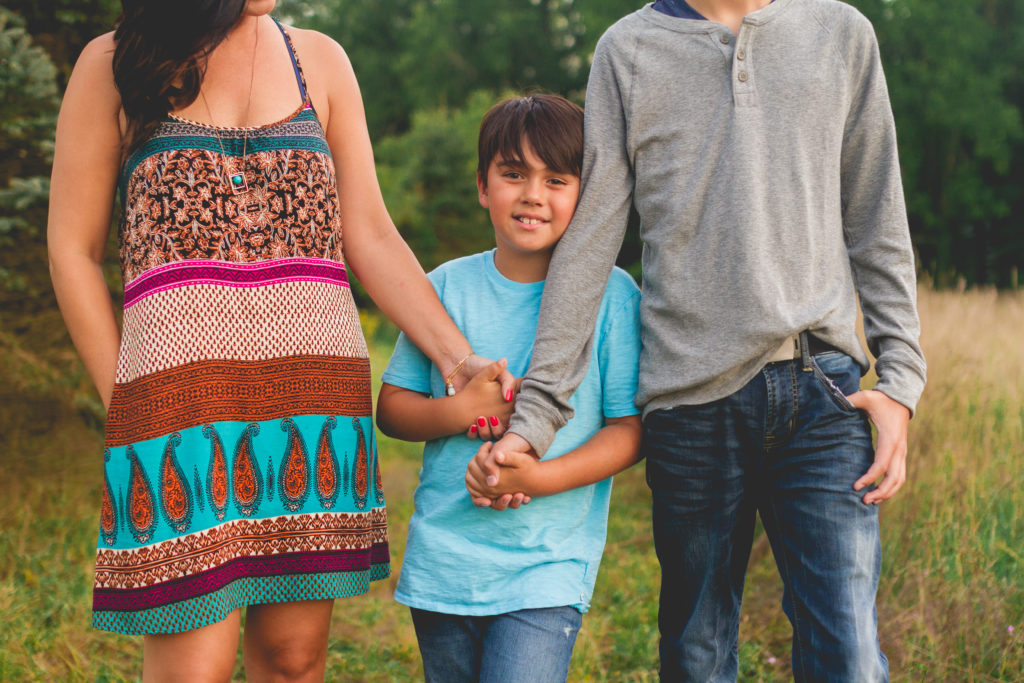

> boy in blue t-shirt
[376,94,642,682]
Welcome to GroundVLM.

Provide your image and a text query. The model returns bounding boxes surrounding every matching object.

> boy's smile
[477,141,580,283]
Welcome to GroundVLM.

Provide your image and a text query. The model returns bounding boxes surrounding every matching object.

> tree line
[2,0,1021,303]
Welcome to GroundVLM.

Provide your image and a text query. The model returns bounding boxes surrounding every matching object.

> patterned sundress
[93,21,388,635]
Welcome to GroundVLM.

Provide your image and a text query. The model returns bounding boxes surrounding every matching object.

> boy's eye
[503,171,524,179]
[548,178,568,186]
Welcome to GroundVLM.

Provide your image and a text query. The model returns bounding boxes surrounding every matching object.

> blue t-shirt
[382,249,642,615]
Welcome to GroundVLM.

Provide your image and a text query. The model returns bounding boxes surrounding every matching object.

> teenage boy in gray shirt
[473,0,927,680]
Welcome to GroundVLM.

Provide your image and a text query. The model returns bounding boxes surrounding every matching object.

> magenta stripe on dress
[123,258,349,308]
[93,545,389,612]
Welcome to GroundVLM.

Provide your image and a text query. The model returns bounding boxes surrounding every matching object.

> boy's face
[477,140,580,262]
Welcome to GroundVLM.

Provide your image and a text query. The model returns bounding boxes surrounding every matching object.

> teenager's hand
[848,389,910,504]
[465,441,534,509]
[475,432,534,489]
[454,354,517,402]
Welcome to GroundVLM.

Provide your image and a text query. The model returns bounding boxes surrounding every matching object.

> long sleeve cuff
[507,392,571,458]
[872,359,927,417]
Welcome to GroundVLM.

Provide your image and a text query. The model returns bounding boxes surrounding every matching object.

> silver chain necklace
[200,16,260,198]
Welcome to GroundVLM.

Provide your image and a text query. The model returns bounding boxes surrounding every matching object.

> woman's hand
[459,360,515,440]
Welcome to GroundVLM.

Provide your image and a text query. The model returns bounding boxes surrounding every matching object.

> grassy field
[0,288,1021,681]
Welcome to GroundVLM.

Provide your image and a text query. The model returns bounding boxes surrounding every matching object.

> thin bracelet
[444,352,474,396]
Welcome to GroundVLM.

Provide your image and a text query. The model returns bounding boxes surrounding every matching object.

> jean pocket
[810,355,859,413]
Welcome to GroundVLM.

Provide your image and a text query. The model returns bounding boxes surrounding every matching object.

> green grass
[1,289,1022,681]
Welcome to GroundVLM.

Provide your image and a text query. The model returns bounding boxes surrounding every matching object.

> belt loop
[798,331,812,371]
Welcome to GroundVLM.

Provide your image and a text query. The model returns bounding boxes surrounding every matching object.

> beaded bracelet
[444,352,474,396]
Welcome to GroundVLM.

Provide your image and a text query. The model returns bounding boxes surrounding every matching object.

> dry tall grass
[875,288,1023,681]
[736,288,1024,681]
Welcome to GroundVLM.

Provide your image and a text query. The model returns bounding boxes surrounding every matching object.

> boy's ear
[477,172,489,209]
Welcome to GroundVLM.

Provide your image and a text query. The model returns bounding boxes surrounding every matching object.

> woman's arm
[297,30,507,390]
[47,33,123,410]
[465,415,642,502]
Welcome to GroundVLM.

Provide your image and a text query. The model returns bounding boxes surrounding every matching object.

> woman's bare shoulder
[280,25,351,72]
[65,31,120,110]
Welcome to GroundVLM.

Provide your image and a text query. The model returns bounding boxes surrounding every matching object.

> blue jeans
[644,345,888,682]
[409,606,582,683]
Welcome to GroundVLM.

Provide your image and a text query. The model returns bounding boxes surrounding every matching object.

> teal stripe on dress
[103,414,380,549]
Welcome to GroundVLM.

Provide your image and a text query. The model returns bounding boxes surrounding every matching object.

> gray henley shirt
[510,0,927,455]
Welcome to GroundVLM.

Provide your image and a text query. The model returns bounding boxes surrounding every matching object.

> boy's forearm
[377,385,475,442]
[527,416,642,497]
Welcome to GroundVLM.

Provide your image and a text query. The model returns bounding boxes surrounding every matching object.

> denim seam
[762,367,776,449]
[787,362,799,438]
[763,497,811,682]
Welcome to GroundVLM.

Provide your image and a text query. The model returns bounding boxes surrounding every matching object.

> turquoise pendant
[229,172,248,195]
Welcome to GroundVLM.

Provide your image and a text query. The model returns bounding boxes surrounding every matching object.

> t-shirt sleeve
[380,268,445,395]
[380,330,435,395]
[597,275,642,419]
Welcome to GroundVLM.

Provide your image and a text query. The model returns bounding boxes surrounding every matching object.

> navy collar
[652,0,707,20]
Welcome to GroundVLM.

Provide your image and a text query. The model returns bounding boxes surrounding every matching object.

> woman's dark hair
[477,93,584,187]
[113,0,246,154]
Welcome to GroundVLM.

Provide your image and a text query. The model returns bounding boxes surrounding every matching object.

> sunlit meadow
[0,288,1021,681]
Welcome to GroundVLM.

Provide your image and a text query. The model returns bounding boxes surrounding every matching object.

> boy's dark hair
[477,94,584,187]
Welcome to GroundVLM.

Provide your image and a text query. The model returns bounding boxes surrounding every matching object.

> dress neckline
[166,99,310,133]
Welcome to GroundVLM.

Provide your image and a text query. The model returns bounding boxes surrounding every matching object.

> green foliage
[375,91,498,271]
[0,0,120,83]
[293,0,636,140]
[853,0,1024,287]
[0,7,62,295]
[0,7,60,184]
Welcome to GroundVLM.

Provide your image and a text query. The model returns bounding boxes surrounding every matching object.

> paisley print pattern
[126,447,157,544]
[278,418,311,512]
[159,433,193,533]
[100,449,117,546]
[203,425,229,521]
[352,418,369,511]
[315,416,341,509]
[232,424,263,517]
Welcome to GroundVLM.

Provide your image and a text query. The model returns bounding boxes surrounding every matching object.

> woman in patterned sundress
[47,1,513,679]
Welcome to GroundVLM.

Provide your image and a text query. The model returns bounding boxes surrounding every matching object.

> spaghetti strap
[273,17,310,108]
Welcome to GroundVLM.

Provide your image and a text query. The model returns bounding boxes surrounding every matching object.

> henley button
[720,33,732,44]
[737,48,746,60]
[737,71,748,83]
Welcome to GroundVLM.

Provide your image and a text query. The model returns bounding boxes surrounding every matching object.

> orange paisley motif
[203,424,229,520]
[100,450,117,545]
[232,424,262,516]
[126,446,156,543]
[315,417,340,509]
[159,433,191,533]
[352,418,368,510]
[278,418,310,512]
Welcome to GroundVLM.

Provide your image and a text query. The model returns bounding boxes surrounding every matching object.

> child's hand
[465,441,537,509]
[459,363,517,440]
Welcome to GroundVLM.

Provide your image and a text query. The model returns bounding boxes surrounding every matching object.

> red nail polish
[470,424,478,433]
[505,389,513,402]
[489,416,499,427]
[477,417,487,427]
